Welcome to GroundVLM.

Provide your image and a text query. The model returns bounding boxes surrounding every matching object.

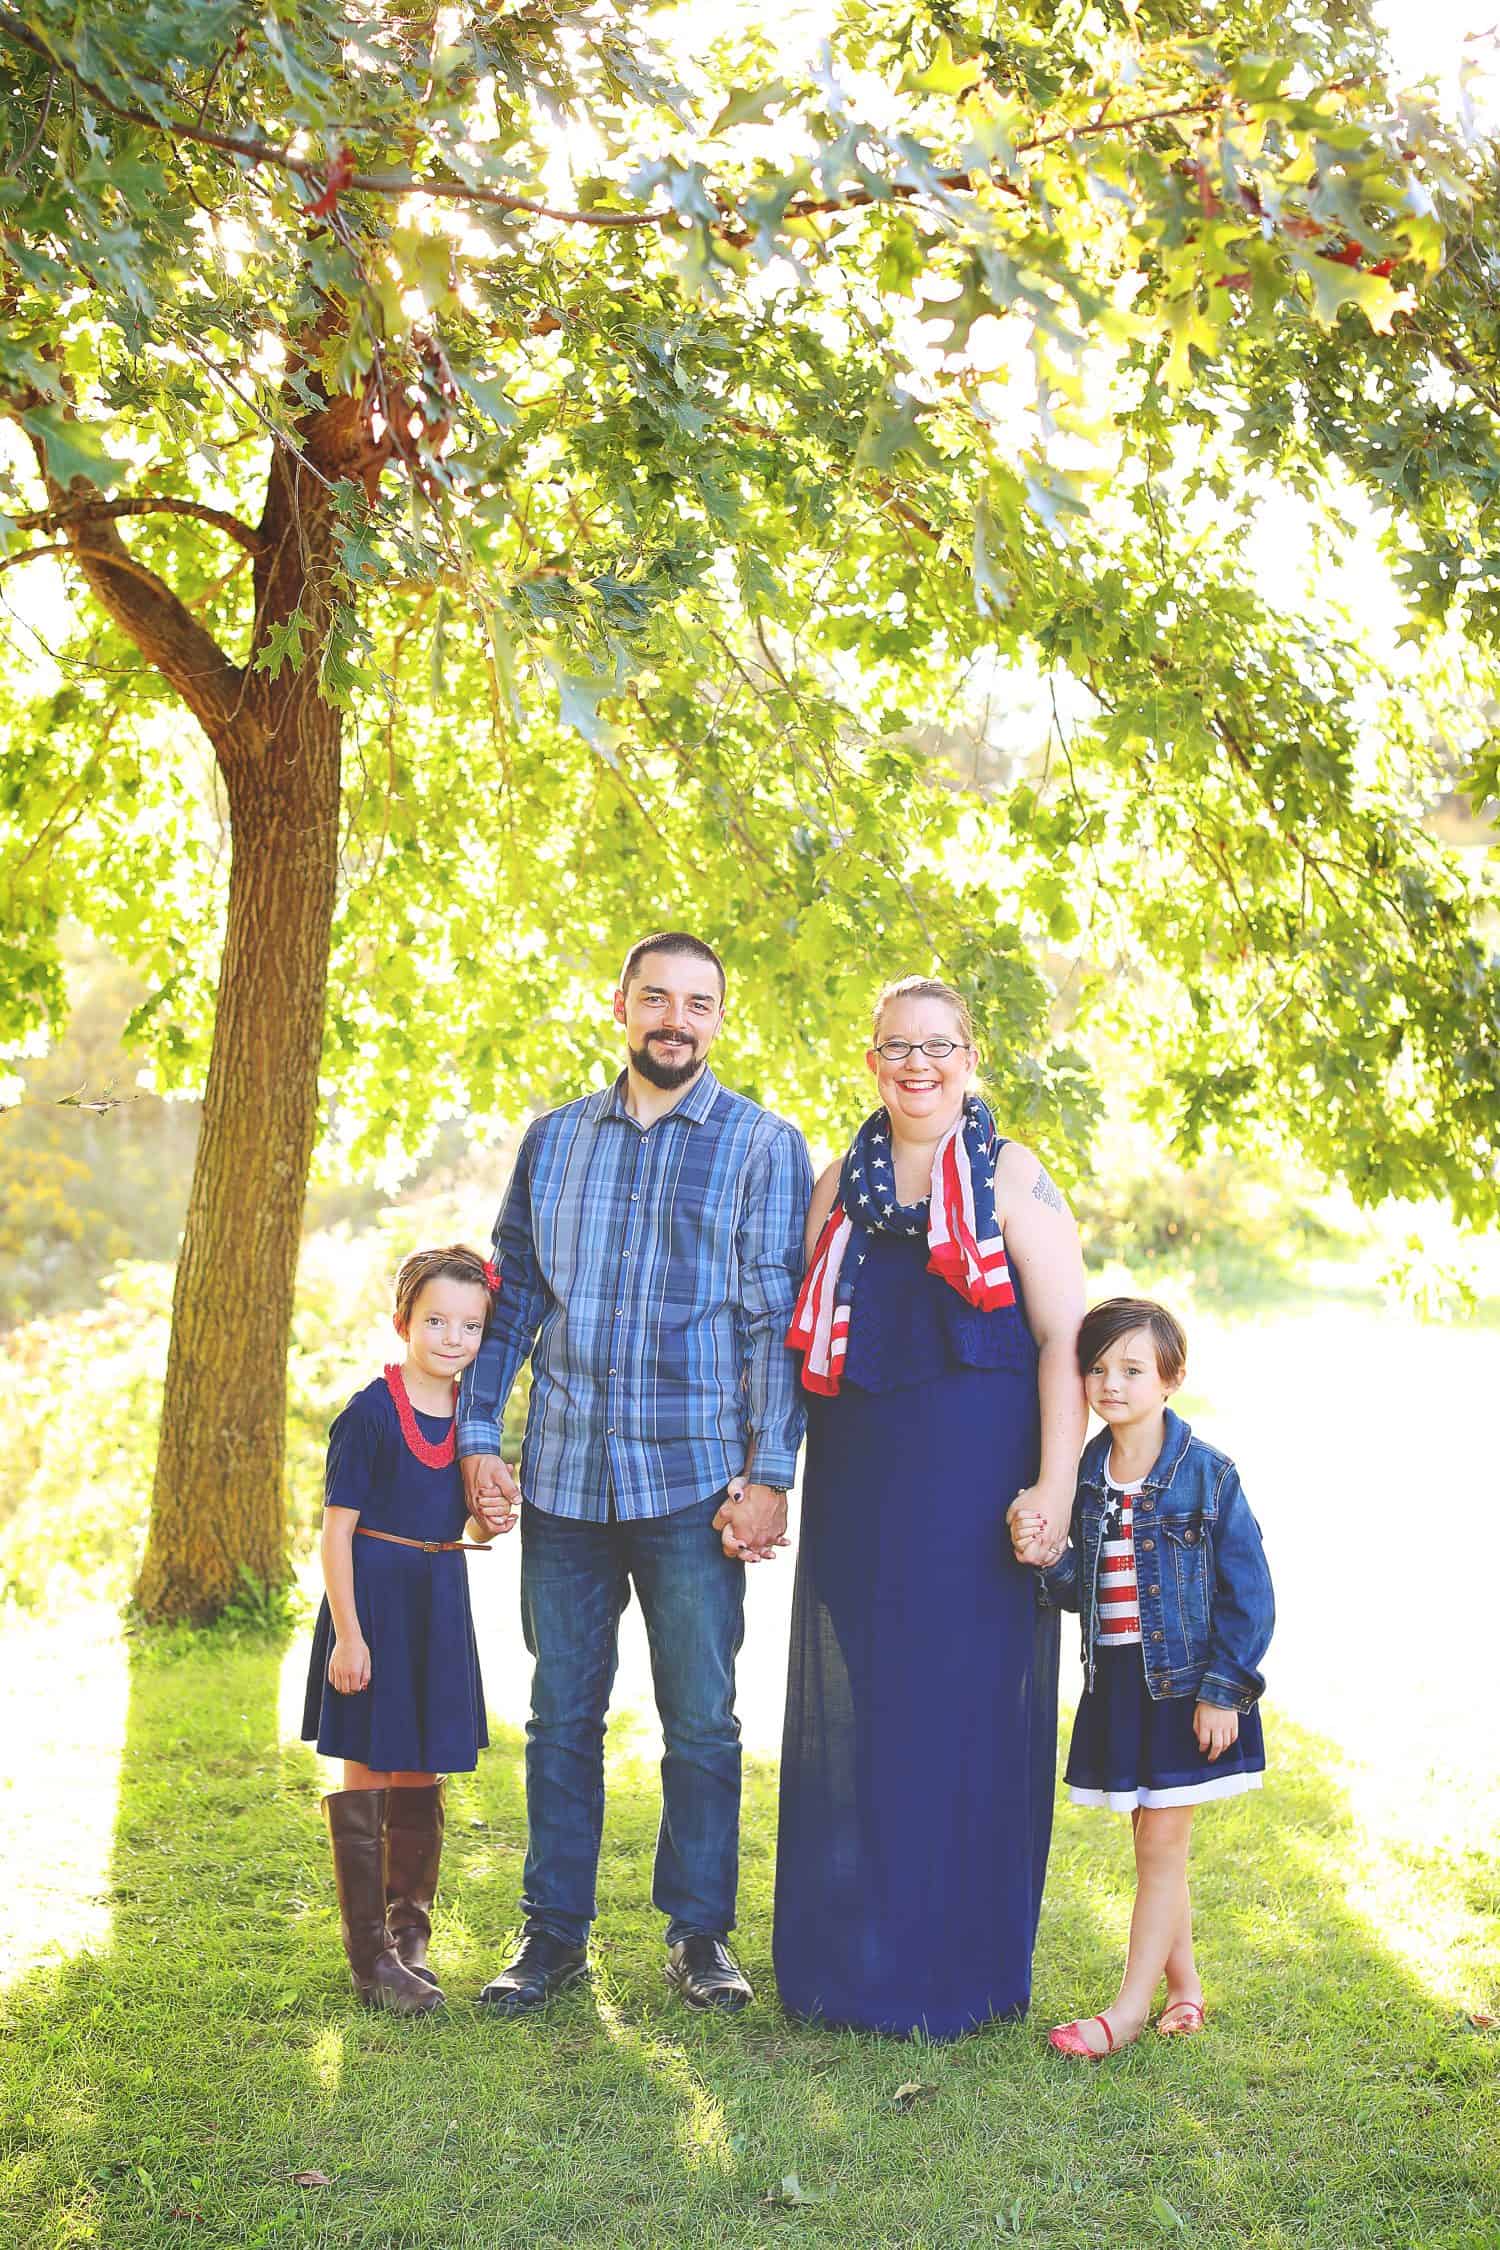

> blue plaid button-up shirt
[456,1067,813,1520]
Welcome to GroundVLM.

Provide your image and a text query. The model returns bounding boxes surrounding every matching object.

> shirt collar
[599,1064,721,1127]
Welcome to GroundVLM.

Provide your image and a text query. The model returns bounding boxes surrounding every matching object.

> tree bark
[14,352,391,1622]
[133,691,341,1622]
[135,392,378,1622]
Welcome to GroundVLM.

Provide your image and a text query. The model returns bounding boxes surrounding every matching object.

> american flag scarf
[786,1095,1015,1396]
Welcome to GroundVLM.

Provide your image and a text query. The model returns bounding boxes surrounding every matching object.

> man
[460,932,812,2015]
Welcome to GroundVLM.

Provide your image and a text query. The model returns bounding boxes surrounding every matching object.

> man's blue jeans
[518,1489,746,1947]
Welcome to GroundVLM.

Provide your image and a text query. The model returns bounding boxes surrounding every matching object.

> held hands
[712,1476,790,1563]
[1006,1483,1071,1568]
[329,1634,371,1695]
[462,1451,521,1536]
[1194,1701,1240,1761]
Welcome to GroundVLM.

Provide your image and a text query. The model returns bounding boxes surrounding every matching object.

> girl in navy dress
[303,1245,499,2013]
[1014,1297,1274,2058]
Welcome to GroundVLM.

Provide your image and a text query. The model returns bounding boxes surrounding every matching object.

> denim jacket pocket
[1162,1517,1211,1642]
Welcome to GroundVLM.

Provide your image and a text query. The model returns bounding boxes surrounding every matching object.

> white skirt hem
[1068,1771,1264,1811]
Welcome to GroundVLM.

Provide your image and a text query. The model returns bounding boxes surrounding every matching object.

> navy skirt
[1065,1643,1265,1809]
[303,1543,488,1774]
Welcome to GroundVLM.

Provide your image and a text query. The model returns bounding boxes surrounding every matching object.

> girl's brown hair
[1076,1296,1187,1387]
[871,976,976,1047]
[393,1244,495,1335]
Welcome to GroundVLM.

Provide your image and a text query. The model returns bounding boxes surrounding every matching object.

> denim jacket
[1039,1410,1274,1711]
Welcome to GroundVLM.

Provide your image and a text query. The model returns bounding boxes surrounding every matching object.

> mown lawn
[1,1621,1495,2250]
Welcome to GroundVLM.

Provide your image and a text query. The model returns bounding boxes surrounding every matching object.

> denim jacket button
[1141,1538,1155,1552]
[1148,1583,1161,1596]
[1151,1629,1164,1641]
[1183,1528,1197,1544]
[1138,1497,1154,1512]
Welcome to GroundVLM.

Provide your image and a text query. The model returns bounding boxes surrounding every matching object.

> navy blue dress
[774,1222,1060,2039]
[301,1378,488,1773]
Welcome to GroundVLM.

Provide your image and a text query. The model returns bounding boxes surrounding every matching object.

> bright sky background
[1378,0,1500,122]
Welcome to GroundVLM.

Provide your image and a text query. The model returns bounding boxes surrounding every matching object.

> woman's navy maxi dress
[773,1220,1059,2039]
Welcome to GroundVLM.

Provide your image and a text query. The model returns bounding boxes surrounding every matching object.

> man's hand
[461,1451,521,1536]
[712,1478,789,1562]
[1193,1701,1240,1762]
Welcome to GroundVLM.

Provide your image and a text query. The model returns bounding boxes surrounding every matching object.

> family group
[302,931,1275,2062]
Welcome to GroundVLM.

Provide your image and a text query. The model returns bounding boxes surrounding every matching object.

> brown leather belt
[355,1527,485,1554]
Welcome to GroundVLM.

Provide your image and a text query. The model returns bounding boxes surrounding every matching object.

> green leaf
[19,405,121,493]
[710,82,791,134]
[1291,251,1411,333]
[253,608,308,681]
[972,500,1010,618]
[903,35,979,97]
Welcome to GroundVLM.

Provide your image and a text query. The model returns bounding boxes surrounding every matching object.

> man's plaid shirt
[457,1067,813,1519]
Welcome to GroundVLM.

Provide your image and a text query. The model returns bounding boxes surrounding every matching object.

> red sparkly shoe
[1048,2014,1118,2060]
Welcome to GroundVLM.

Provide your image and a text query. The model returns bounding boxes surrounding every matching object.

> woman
[773,977,1085,2038]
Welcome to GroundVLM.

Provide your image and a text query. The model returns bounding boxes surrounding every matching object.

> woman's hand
[329,1635,371,1695]
[1007,1482,1071,1566]
[1006,1505,1048,1563]
[1193,1701,1240,1761]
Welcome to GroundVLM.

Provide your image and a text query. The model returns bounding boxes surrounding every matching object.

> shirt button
[607,1427,616,1435]
[631,1193,638,1201]
[609,1367,617,1376]
[615,1308,623,1317]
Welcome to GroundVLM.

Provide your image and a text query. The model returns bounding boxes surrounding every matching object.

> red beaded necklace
[383,1363,457,1468]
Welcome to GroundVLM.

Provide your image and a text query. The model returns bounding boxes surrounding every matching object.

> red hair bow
[481,1259,501,1295]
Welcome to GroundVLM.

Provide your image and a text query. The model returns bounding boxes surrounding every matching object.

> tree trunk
[135,689,341,1622]
[21,358,385,1624]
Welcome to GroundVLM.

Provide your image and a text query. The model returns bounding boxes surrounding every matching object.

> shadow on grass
[1,1634,1496,2250]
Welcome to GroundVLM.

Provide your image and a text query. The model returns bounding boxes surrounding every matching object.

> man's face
[614,950,725,1089]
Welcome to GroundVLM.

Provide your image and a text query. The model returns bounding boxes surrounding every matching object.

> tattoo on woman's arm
[1031,1166,1066,1214]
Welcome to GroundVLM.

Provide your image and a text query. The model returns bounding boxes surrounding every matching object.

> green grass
[1,1624,1496,2250]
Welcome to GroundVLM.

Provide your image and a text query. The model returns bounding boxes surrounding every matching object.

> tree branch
[11,494,265,554]
[0,539,70,576]
[0,9,662,228]
[9,403,253,752]
[0,8,1234,247]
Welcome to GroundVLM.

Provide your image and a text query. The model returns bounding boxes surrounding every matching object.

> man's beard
[630,1034,701,1090]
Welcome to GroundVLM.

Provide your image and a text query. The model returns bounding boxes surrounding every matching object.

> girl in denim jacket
[1013,1296,1274,2059]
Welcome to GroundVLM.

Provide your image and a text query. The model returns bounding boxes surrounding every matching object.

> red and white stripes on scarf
[787,1101,1016,1396]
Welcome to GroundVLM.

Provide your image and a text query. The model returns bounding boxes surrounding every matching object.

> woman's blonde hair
[871,976,976,1047]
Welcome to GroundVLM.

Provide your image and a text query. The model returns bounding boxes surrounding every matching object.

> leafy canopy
[1,0,1495,1213]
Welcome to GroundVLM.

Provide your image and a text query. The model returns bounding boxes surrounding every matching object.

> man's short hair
[619,931,726,1002]
[1076,1296,1187,1387]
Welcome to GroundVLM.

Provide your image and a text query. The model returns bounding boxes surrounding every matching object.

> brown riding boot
[385,1780,445,1992]
[323,1789,442,2014]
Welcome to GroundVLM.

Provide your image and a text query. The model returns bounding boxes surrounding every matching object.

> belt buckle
[422,1539,441,1553]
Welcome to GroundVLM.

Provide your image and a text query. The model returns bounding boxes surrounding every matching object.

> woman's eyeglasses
[872,1038,971,1060]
